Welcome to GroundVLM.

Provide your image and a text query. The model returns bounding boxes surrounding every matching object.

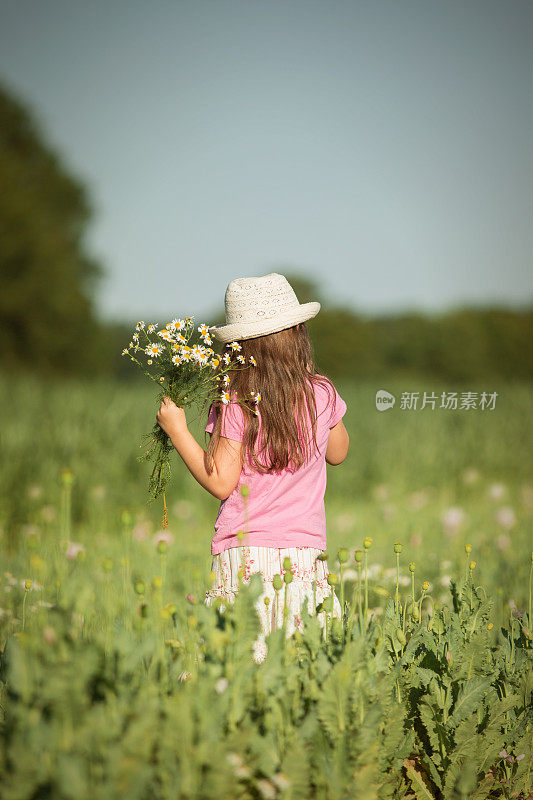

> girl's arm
[156,398,243,500]
[325,420,350,465]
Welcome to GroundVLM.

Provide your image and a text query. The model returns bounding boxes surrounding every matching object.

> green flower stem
[347,577,358,638]
[339,562,344,628]
[283,582,288,635]
[358,564,364,633]
[527,552,533,637]
[363,550,368,623]
[395,552,400,615]
[22,589,28,631]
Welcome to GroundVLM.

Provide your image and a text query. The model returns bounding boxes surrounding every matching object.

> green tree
[0,81,107,376]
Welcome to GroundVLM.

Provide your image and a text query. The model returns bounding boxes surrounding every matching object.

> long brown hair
[204,323,337,475]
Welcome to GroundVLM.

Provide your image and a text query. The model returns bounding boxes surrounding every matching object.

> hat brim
[208,302,321,344]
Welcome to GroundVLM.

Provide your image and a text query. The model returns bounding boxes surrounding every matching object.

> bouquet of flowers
[122,317,258,526]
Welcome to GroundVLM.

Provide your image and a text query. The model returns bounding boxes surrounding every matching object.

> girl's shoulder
[308,373,347,425]
[308,372,337,402]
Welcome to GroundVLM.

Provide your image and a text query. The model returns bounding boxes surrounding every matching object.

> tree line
[1,82,531,385]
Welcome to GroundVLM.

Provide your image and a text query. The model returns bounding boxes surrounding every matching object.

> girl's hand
[156,397,187,438]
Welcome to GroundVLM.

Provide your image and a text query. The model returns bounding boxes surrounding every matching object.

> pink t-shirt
[204,375,347,555]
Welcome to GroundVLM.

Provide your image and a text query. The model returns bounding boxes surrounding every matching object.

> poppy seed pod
[337,547,349,563]
[60,468,75,486]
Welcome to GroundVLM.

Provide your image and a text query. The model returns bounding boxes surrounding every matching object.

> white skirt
[204,545,342,663]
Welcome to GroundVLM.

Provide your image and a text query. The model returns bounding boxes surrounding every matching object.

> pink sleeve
[205,401,245,442]
[329,386,347,428]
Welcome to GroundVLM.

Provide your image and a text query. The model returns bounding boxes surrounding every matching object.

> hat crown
[225,273,299,324]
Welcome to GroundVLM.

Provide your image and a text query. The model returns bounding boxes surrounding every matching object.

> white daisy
[229,341,241,351]
[191,344,205,359]
[132,332,139,341]
[220,391,231,404]
[135,321,145,331]
[145,344,163,357]
[122,349,129,356]
[249,356,257,365]
[198,323,210,337]
[221,374,230,385]
[222,353,231,364]
[147,324,157,333]
[236,355,245,364]
[158,329,173,342]
[172,355,181,366]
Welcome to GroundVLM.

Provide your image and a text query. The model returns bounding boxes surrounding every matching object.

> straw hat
[208,272,321,343]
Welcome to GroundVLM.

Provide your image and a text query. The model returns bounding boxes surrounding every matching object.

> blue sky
[1,0,532,323]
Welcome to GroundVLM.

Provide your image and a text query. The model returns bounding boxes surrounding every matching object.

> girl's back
[205,373,346,555]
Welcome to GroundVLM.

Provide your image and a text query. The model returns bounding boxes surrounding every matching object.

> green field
[1,374,531,603]
[0,374,532,798]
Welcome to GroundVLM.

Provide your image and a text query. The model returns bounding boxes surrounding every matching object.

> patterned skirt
[204,545,342,663]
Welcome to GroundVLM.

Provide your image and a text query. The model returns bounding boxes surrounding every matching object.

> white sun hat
[208,272,321,344]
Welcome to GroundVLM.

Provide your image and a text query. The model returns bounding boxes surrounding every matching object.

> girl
[156,272,349,662]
